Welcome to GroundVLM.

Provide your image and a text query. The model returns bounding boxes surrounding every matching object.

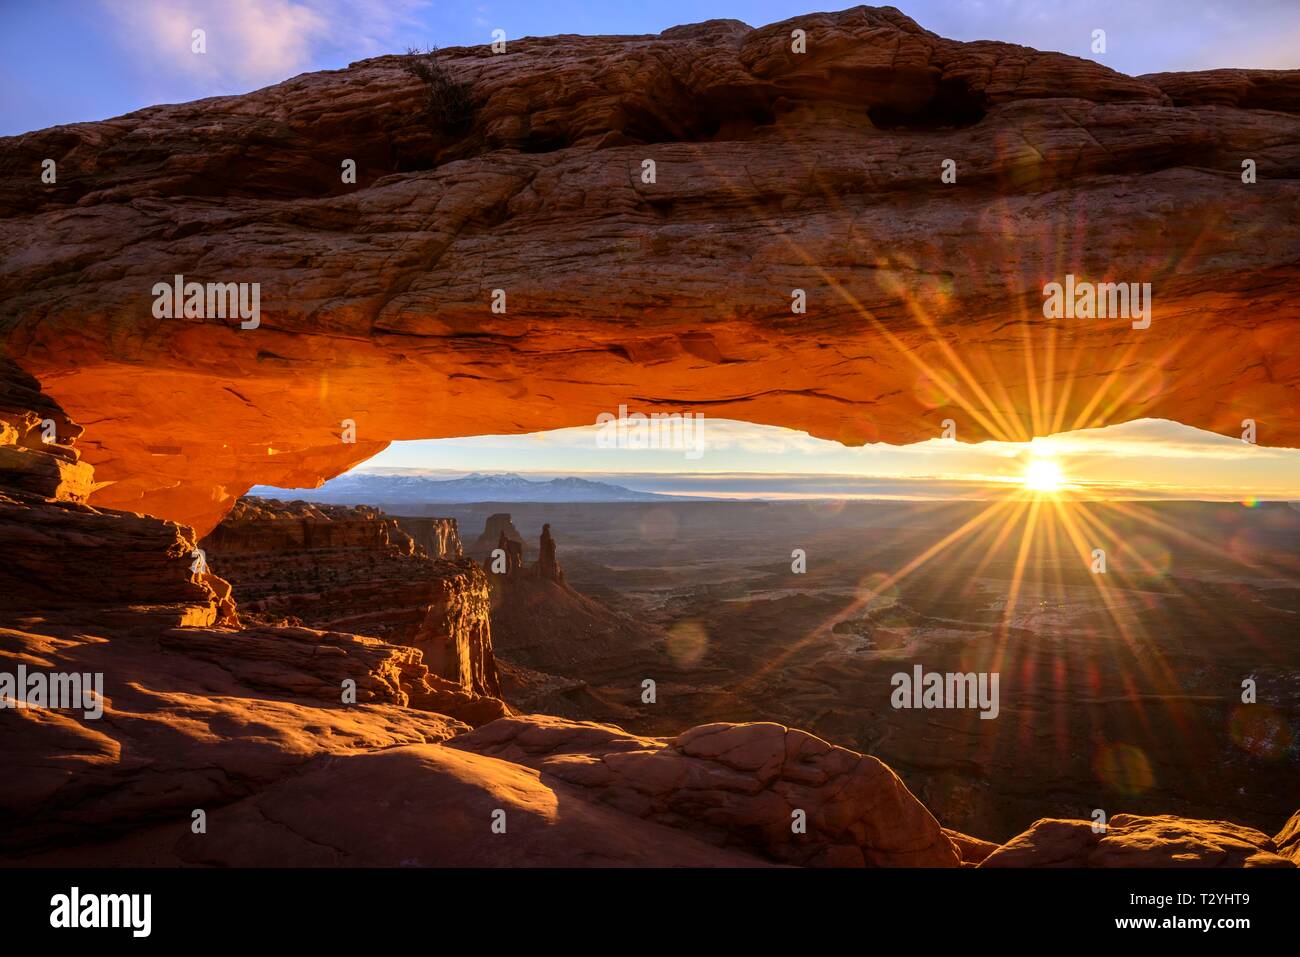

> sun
[1022,457,1065,493]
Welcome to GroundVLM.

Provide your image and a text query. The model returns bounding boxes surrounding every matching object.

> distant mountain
[251,471,674,504]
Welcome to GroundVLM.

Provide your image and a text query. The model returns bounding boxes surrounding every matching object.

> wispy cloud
[98,0,428,94]
[914,0,1300,74]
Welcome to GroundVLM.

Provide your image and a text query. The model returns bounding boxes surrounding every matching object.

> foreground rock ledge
[2,6,1298,533]
[450,714,961,866]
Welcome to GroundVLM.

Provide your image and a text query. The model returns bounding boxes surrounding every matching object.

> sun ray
[731,496,1016,690]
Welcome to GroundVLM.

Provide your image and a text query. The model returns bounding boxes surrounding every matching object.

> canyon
[1,6,1298,868]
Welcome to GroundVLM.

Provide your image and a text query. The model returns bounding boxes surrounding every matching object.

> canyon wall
[1,6,1297,534]
[203,497,501,697]
[396,516,464,559]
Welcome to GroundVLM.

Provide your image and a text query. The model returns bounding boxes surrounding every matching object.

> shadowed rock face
[474,513,524,564]
[0,359,491,855]
[536,523,563,583]
[2,7,1298,534]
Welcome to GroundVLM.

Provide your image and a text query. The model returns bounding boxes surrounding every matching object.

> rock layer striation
[203,496,501,698]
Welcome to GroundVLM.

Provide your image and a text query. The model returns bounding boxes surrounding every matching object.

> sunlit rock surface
[396,516,464,560]
[451,714,961,866]
[980,814,1296,867]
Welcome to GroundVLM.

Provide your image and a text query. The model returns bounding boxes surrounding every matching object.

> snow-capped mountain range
[250,471,673,504]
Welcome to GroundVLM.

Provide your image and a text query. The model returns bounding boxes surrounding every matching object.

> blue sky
[3,1,1299,136]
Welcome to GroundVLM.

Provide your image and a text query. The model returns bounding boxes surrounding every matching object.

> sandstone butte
[0,6,1298,535]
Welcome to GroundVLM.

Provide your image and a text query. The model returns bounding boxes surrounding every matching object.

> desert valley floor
[419,499,1300,843]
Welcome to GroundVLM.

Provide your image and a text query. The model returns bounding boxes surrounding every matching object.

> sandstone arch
[2,7,1298,535]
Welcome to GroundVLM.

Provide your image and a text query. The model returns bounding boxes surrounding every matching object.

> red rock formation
[484,520,563,582]
[2,8,1297,533]
[536,523,564,584]
[0,361,500,854]
[0,616,479,854]
[0,357,235,628]
[474,513,524,564]
[204,497,411,554]
[484,520,661,679]
[0,357,92,503]
[451,715,960,866]
[10,742,772,867]
[944,828,999,866]
[203,497,502,698]
[0,349,959,867]
[980,814,1296,867]
[1276,809,1300,864]
[395,516,463,559]
[1141,69,1300,110]
[492,530,525,575]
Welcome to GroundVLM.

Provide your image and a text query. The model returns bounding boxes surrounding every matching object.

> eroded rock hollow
[1,6,1297,534]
